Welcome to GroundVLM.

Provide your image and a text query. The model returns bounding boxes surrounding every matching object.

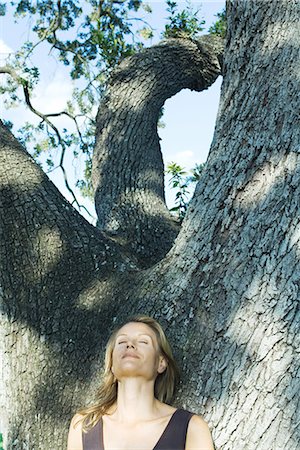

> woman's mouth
[122,352,139,359]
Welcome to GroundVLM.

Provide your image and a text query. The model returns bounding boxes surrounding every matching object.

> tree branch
[0,118,131,266]
[92,35,224,267]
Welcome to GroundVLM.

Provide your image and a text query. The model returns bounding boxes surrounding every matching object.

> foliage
[186,162,205,183]
[0,2,6,16]
[158,106,166,129]
[1,0,224,213]
[208,9,227,38]
[162,0,205,39]
[2,0,148,208]
[138,26,154,40]
[2,119,13,131]
[76,158,93,198]
[10,0,143,77]
[166,161,204,222]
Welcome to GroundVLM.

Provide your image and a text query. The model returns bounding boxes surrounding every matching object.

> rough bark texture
[0,120,137,449]
[1,1,300,449]
[92,35,224,267]
[142,1,299,448]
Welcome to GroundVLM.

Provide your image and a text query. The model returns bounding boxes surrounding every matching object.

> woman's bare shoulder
[186,414,214,450]
[75,413,86,424]
[71,413,85,427]
[67,414,84,450]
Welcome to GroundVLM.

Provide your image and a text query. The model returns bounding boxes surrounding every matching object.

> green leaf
[0,2,6,15]
[208,9,227,38]
[163,0,205,39]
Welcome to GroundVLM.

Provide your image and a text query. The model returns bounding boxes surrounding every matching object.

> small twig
[42,110,86,144]
[127,16,154,28]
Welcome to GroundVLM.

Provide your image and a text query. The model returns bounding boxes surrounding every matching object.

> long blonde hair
[78,315,179,431]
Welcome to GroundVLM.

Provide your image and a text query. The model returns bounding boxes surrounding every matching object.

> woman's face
[111,322,167,381]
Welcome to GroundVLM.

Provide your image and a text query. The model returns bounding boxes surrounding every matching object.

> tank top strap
[153,409,194,450]
[82,419,103,450]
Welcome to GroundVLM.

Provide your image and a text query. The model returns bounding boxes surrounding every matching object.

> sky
[0,0,225,223]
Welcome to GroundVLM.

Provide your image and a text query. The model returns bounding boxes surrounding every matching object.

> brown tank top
[82,408,194,450]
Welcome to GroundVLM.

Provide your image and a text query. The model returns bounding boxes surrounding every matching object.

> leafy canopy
[3,0,148,211]
[163,0,205,39]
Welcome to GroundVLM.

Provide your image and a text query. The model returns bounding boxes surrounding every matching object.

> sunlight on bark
[216,273,297,448]
[289,224,300,255]
[28,227,63,282]
[234,153,298,208]
[1,146,44,188]
[261,21,300,55]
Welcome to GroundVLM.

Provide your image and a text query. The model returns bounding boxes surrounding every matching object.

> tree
[0,0,210,213]
[1,0,299,449]
[0,0,148,213]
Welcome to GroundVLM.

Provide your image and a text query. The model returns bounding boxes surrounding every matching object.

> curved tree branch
[92,34,224,267]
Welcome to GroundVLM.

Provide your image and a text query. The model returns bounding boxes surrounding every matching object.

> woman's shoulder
[186,413,214,450]
[188,413,210,429]
[70,413,85,429]
[67,414,84,450]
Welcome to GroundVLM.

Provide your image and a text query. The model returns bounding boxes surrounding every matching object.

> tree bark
[92,35,224,267]
[154,0,299,448]
[1,0,300,449]
[0,120,136,449]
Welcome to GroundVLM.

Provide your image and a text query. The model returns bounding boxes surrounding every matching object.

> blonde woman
[67,316,214,450]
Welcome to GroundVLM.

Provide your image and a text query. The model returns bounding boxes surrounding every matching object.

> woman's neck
[112,378,159,423]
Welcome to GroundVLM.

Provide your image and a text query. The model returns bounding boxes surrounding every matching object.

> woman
[67,316,214,450]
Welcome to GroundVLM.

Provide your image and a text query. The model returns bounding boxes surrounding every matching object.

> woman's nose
[126,342,135,348]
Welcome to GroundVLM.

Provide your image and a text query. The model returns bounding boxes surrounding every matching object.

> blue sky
[0,0,225,222]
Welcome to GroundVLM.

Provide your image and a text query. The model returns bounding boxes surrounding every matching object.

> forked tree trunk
[0,0,299,449]
[92,35,223,267]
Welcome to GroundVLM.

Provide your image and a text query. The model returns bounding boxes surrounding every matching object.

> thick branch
[92,35,224,268]
[0,120,131,272]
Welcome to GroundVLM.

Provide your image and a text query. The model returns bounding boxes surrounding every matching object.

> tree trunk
[1,0,300,449]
